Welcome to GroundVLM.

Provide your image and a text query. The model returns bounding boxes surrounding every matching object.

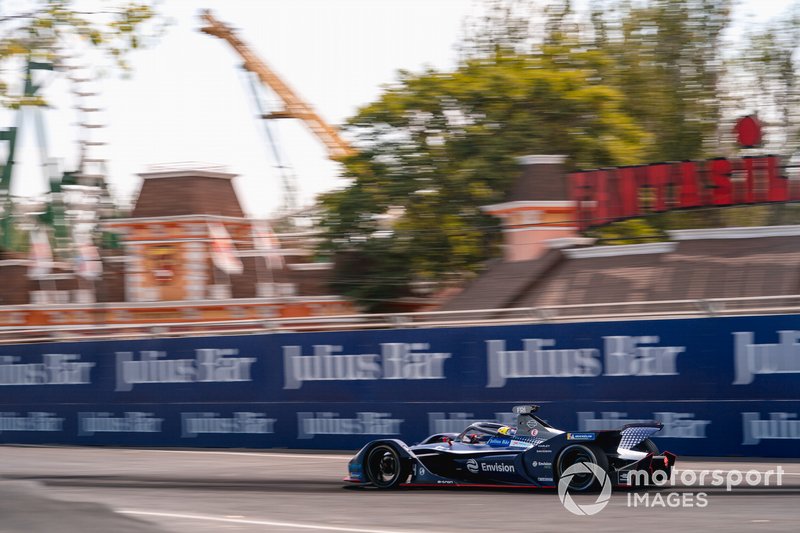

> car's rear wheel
[364,445,408,489]
[633,438,659,455]
[556,444,609,492]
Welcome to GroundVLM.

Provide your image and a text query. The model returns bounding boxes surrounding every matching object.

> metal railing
[0,294,798,345]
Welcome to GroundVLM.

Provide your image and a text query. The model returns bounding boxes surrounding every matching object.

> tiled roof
[439,250,563,311]
[440,233,800,313]
[132,173,244,218]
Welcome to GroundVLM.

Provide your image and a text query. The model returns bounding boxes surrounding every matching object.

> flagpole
[266,255,274,284]
[254,248,263,288]
[212,261,221,287]
[209,223,220,294]
[47,275,57,295]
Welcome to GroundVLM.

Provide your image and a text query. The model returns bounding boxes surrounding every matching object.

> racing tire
[633,438,659,455]
[555,444,609,493]
[364,444,409,489]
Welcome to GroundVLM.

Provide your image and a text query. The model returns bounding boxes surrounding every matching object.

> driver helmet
[497,426,516,436]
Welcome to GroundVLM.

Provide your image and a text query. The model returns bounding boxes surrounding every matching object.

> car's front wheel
[555,444,609,492]
[364,445,408,489]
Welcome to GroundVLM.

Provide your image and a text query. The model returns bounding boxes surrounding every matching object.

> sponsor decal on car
[479,460,515,473]
[567,432,596,440]
[487,436,512,447]
[466,458,479,474]
[348,463,363,479]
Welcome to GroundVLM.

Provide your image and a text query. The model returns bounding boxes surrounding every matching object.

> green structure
[0,60,81,253]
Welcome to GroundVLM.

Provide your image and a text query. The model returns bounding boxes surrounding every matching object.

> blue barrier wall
[1,314,798,456]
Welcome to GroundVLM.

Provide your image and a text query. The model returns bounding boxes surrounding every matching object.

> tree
[584,0,733,161]
[727,8,800,154]
[319,41,647,310]
[0,1,162,106]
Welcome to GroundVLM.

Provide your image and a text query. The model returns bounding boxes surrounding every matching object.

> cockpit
[456,414,559,445]
[457,422,506,444]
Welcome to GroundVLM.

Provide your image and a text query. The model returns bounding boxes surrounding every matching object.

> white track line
[119,510,420,533]
[124,449,349,460]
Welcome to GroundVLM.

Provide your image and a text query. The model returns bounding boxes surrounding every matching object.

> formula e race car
[345,405,676,491]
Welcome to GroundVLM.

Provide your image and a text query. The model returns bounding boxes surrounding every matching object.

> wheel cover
[558,446,598,492]
[366,447,400,487]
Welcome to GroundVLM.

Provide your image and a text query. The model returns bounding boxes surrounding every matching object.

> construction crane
[200,10,354,162]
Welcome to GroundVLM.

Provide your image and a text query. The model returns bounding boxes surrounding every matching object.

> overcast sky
[3,0,795,218]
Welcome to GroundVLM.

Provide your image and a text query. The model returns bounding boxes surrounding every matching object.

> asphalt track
[1,446,800,532]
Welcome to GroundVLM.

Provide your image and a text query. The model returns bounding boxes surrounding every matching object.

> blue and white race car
[345,405,676,491]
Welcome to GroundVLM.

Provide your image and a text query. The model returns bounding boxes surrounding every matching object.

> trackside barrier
[2,294,800,344]
[0,313,798,457]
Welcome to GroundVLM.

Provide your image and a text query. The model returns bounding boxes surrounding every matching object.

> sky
[3,0,797,218]
[6,0,480,217]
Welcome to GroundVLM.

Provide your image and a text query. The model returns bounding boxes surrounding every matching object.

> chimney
[481,155,577,262]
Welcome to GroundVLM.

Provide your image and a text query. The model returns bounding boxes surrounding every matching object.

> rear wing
[618,423,663,450]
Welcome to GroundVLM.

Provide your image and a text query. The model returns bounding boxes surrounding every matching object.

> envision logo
[481,462,515,473]
[466,458,515,474]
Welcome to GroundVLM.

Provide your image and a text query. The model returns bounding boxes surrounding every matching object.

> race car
[345,405,676,491]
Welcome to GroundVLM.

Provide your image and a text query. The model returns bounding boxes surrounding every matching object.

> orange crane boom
[200,10,354,161]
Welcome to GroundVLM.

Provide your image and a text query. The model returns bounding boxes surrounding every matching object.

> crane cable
[240,67,299,213]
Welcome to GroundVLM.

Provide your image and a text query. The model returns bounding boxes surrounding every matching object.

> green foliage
[729,8,800,153]
[590,203,800,240]
[319,36,648,309]
[589,0,733,161]
[0,1,162,107]
[588,218,666,245]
